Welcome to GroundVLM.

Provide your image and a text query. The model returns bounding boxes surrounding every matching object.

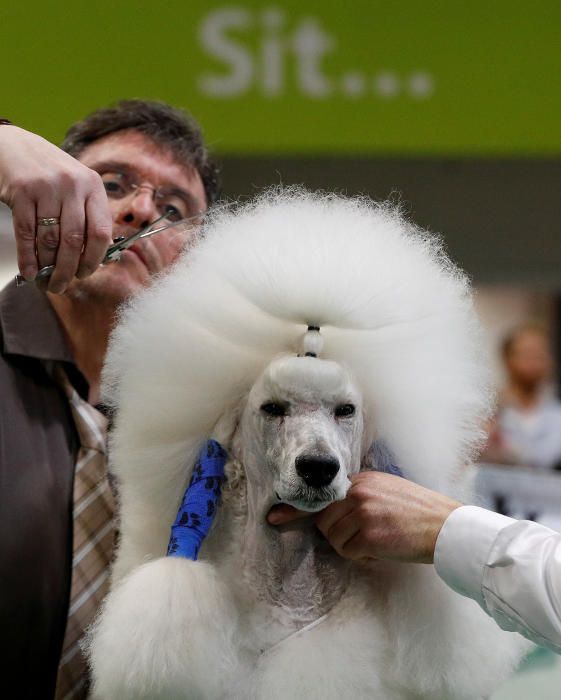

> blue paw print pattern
[167,439,228,560]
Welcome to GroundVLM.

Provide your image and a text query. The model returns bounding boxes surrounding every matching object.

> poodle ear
[210,404,242,451]
[361,440,405,477]
[360,443,378,472]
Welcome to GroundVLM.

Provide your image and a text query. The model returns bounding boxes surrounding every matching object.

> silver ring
[37,217,60,226]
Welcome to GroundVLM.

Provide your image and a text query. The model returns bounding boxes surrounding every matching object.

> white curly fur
[89,189,529,699]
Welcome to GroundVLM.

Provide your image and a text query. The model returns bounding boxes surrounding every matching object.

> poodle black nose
[295,455,340,488]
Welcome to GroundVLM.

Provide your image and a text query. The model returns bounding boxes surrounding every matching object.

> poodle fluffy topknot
[90,189,529,699]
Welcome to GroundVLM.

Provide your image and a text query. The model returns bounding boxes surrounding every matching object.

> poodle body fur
[90,190,529,699]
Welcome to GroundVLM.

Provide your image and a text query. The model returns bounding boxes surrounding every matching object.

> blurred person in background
[482,323,561,470]
[0,101,218,699]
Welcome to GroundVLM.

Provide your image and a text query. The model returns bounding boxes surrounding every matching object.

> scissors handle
[15,265,55,287]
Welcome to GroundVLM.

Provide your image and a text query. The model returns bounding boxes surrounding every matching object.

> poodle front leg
[89,558,241,700]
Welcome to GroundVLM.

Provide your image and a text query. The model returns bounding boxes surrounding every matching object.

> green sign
[2,1,560,154]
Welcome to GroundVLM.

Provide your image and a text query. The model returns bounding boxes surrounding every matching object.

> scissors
[14,211,203,287]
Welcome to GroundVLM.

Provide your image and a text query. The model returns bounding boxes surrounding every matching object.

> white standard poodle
[89,190,530,699]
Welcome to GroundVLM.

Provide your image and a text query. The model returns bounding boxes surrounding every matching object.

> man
[483,324,561,470]
[0,100,218,698]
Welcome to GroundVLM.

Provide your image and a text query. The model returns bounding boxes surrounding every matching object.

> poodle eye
[260,402,287,417]
[335,404,355,418]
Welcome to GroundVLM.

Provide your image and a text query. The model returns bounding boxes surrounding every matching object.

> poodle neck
[242,492,350,626]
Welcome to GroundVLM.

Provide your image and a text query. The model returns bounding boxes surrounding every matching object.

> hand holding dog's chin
[267,472,461,565]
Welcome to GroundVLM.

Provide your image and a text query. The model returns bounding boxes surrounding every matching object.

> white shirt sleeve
[434,505,561,653]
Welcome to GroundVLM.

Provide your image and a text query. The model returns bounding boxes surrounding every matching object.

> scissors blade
[102,213,169,262]
[102,210,206,262]
[136,212,205,241]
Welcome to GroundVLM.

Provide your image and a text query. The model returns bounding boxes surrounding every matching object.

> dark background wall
[221,156,561,289]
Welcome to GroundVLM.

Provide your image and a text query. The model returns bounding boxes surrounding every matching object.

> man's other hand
[0,126,112,293]
[267,471,461,564]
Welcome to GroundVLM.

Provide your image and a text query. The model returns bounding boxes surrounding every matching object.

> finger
[314,497,354,538]
[12,195,38,280]
[35,212,62,273]
[350,470,385,486]
[340,531,373,561]
[322,511,361,556]
[47,195,85,294]
[267,504,310,525]
[77,182,113,279]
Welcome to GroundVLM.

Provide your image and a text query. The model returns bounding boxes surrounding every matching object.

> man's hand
[267,471,461,564]
[0,126,113,293]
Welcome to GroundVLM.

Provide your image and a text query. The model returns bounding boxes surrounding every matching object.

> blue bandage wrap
[167,439,227,560]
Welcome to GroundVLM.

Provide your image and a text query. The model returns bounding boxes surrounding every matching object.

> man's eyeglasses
[99,170,198,222]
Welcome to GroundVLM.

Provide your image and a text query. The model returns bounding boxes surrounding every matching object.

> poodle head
[236,354,364,513]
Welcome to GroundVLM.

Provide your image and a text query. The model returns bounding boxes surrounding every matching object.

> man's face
[505,330,553,389]
[72,129,207,303]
